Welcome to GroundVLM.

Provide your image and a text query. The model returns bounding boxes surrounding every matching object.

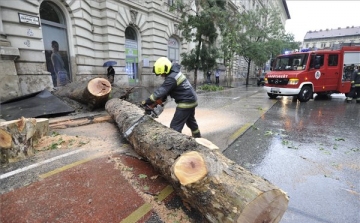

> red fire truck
[264,46,360,102]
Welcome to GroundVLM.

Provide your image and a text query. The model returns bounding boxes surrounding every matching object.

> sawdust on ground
[34,134,91,151]
[112,155,193,223]
[33,123,193,222]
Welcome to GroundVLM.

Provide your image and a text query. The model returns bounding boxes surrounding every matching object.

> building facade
[230,0,290,78]
[0,0,289,102]
[0,0,188,101]
[302,26,360,50]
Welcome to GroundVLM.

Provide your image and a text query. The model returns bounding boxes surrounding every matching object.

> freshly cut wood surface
[173,151,207,186]
[87,77,111,96]
[0,128,12,149]
[105,98,289,223]
[0,117,37,163]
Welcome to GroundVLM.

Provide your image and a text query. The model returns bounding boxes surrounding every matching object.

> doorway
[40,1,71,87]
[125,27,139,85]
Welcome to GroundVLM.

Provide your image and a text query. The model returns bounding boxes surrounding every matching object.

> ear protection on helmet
[153,57,172,76]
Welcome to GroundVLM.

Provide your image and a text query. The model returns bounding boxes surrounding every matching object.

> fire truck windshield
[273,53,309,71]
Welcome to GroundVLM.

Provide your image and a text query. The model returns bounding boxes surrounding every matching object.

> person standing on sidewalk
[107,66,115,84]
[215,69,220,84]
[206,71,212,84]
[346,66,360,103]
[142,57,201,138]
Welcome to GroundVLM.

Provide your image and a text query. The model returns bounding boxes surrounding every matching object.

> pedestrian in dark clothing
[215,69,220,84]
[206,71,211,83]
[142,57,201,138]
[107,66,115,84]
[346,66,360,103]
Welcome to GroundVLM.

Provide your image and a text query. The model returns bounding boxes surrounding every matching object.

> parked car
[257,73,265,86]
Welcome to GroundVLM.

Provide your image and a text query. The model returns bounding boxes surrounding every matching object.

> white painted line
[0,148,85,180]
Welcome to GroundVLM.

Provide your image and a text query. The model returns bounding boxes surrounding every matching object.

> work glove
[141,98,153,107]
[141,98,155,115]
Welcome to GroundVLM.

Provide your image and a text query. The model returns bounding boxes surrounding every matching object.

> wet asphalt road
[1,85,359,223]
[224,94,360,223]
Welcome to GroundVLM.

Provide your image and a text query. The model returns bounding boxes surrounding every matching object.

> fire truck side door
[309,54,326,92]
[325,54,340,90]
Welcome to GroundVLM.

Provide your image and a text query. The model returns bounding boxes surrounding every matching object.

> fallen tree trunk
[105,98,289,223]
[54,78,111,110]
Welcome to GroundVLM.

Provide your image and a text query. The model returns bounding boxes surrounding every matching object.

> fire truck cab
[264,46,360,102]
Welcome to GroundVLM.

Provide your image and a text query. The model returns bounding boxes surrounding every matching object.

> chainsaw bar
[123,103,164,139]
[123,115,147,138]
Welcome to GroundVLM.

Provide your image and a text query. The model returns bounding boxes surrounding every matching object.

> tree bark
[105,98,289,223]
[54,78,112,110]
[0,117,49,164]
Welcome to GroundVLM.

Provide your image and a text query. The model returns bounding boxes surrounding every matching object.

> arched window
[40,1,65,24]
[125,27,137,40]
[168,37,179,63]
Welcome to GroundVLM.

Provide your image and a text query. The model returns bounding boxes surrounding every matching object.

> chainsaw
[123,99,165,138]
[140,99,164,118]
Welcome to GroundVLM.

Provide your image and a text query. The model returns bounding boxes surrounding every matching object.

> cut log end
[0,129,12,149]
[173,151,208,186]
[87,78,111,96]
[237,189,289,223]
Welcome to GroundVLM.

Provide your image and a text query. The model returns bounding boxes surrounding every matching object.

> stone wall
[0,0,286,101]
[0,1,52,101]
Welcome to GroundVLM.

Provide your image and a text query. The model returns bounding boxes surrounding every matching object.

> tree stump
[0,117,49,164]
[105,98,289,223]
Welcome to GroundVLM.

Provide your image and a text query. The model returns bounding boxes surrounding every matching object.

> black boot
[192,132,201,138]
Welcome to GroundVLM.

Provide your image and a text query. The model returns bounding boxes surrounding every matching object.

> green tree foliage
[220,7,298,85]
[171,0,226,89]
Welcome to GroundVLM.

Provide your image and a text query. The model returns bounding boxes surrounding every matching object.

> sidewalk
[0,84,277,223]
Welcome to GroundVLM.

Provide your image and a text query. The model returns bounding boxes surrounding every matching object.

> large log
[105,98,289,223]
[54,78,112,110]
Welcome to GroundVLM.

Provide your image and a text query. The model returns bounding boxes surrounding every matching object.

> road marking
[229,123,252,142]
[120,203,152,223]
[155,185,174,202]
[39,155,100,179]
[120,185,174,223]
[0,149,85,180]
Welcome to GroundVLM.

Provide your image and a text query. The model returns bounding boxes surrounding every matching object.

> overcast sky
[285,0,360,42]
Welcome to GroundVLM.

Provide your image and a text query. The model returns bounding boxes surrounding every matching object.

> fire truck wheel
[267,93,278,99]
[298,86,313,102]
